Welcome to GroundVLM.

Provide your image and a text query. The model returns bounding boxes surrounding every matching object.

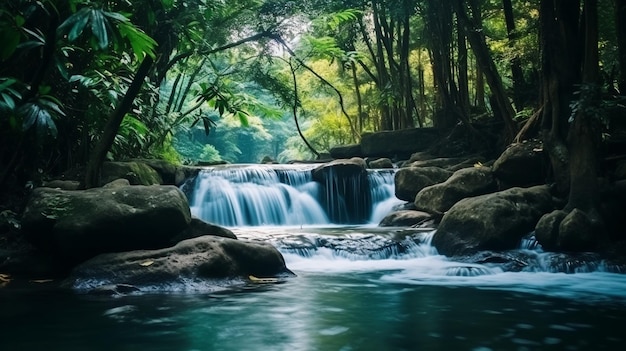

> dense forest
[1,0,625,228]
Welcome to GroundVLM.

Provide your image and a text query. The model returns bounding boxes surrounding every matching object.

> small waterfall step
[188,164,402,227]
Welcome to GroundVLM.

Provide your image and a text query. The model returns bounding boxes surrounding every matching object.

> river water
[2,165,626,350]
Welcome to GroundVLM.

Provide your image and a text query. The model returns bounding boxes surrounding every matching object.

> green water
[2,269,625,351]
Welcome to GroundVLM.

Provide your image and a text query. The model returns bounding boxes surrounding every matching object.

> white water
[189,165,400,226]
[187,164,626,303]
[190,165,329,226]
[233,227,626,303]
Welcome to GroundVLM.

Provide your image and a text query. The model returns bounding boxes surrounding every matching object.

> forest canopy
[0,0,624,191]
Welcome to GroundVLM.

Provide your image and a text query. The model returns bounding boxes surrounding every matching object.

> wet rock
[535,209,568,251]
[66,236,294,291]
[557,209,597,252]
[329,144,364,159]
[312,157,367,182]
[394,167,452,202]
[101,161,163,186]
[433,185,555,256]
[414,166,497,214]
[406,156,486,171]
[129,159,189,186]
[493,140,546,188]
[360,128,441,159]
[171,217,237,243]
[41,180,80,191]
[368,158,394,169]
[21,185,192,264]
[379,210,432,227]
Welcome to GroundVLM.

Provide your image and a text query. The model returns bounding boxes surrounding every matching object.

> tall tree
[453,0,518,141]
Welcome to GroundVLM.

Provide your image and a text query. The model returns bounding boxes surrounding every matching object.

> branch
[162,29,274,76]
[271,33,360,142]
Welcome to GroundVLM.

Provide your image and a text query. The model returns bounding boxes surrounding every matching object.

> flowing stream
[2,164,626,350]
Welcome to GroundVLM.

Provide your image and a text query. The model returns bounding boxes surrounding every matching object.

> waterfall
[188,164,401,226]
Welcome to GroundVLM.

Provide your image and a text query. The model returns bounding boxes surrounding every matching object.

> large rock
[65,236,294,292]
[433,185,555,256]
[171,217,237,243]
[379,210,432,227]
[534,209,568,251]
[414,166,497,214]
[360,128,441,159]
[101,161,163,186]
[368,157,394,169]
[406,156,486,171]
[329,144,364,159]
[129,159,190,186]
[557,209,597,252]
[312,158,370,223]
[394,167,452,202]
[21,185,192,263]
[493,140,545,187]
[312,157,367,182]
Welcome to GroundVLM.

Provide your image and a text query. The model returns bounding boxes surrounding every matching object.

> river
[1,165,626,350]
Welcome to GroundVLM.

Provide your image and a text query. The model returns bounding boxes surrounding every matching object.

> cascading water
[188,164,400,226]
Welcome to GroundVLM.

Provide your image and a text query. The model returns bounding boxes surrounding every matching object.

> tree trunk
[456,14,470,116]
[616,0,626,93]
[566,0,601,220]
[503,0,526,110]
[84,57,154,188]
[539,0,582,194]
[453,0,518,141]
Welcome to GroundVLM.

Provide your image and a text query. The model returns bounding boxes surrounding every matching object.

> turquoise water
[2,227,626,351]
[1,270,625,351]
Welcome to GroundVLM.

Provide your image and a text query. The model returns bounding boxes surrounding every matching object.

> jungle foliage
[0,0,624,202]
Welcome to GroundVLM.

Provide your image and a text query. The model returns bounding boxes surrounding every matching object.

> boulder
[312,157,367,182]
[493,140,545,187]
[329,144,364,159]
[557,209,597,252]
[535,209,568,251]
[171,217,237,243]
[406,156,486,171]
[130,159,188,186]
[21,185,192,264]
[394,167,453,202]
[414,166,497,214]
[432,185,555,256]
[41,180,80,191]
[312,158,370,223]
[368,158,394,169]
[379,210,432,227]
[65,236,295,292]
[101,161,162,186]
[360,128,441,158]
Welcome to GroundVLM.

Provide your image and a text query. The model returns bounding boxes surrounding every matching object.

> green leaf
[236,111,249,127]
[15,15,25,27]
[117,22,157,60]
[162,0,175,10]
[0,27,21,60]
[20,102,58,138]
[102,11,129,23]
[67,8,90,41]
[0,78,17,92]
[90,9,109,49]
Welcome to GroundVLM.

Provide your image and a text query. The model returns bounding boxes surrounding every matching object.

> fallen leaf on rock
[139,260,154,267]
[249,275,278,284]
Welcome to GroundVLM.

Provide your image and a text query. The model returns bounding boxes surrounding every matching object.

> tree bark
[566,0,601,220]
[503,0,526,110]
[84,57,154,188]
[616,0,626,93]
[453,0,518,141]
